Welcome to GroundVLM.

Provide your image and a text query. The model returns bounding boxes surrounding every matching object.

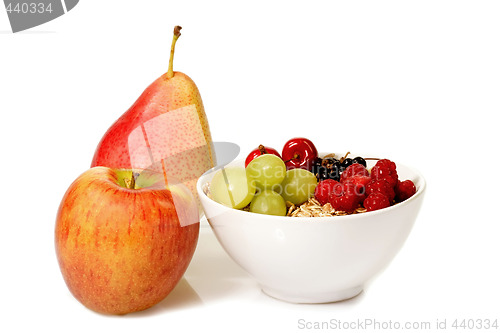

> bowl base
[261,285,363,304]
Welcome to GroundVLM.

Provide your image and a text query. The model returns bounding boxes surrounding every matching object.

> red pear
[91,26,216,204]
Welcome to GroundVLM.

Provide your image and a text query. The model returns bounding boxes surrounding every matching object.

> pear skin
[91,26,216,203]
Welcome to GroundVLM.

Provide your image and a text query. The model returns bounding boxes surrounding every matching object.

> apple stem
[258,144,268,155]
[124,172,140,190]
[166,26,182,79]
[130,173,136,189]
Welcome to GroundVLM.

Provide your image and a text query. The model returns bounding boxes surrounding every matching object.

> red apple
[54,167,199,315]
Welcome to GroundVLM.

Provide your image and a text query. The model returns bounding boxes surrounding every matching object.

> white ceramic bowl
[196,156,426,303]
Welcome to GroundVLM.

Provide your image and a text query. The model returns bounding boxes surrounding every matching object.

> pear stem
[166,26,182,79]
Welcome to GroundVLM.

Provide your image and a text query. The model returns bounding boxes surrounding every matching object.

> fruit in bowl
[197,139,426,303]
[206,138,417,218]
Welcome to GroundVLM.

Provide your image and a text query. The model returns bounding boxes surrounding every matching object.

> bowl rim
[196,154,426,222]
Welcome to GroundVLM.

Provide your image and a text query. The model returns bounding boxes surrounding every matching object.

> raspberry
[314,179,342,205]
[346,175,371,188]
[370,164,398,188]
[330,193,360,212]
[366,179,395,202]
[340,163,369,182]
[375,159,396,172]
[343,175,371,200]
[363,193,391,212]
[329,181,364,212]
[395,179,416,202]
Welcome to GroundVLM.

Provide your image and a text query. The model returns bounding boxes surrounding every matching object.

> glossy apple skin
[91,72,216,204]
[281,138,318,171]
[55,167,199,315]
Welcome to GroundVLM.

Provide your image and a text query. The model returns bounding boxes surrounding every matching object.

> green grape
[249,189,287,216]
[246,154,286,189]
[211,166,256,209]
[279,168,318,205]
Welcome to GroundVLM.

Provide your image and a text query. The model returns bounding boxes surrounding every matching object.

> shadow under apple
[126,278,203,317]
[183,224,256,301]
[124,224,252,316]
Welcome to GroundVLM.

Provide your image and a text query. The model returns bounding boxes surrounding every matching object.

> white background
[1,1,499,332]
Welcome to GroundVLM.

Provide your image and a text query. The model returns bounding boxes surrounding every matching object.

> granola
[286,197,367,217]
